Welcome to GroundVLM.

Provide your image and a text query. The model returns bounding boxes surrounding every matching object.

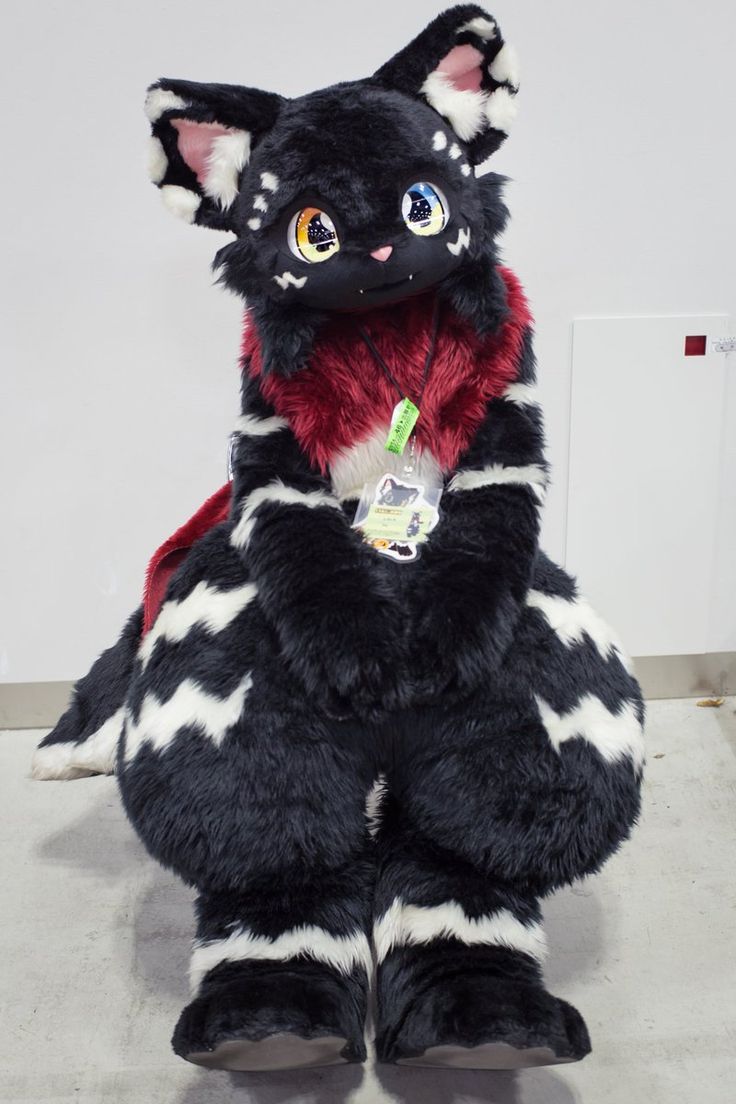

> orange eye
[288,207,340,263]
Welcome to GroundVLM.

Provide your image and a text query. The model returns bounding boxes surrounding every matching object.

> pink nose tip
[370,245,393,262]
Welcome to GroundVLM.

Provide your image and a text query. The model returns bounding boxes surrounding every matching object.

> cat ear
[146,79,284,230]
[373,5,518,166]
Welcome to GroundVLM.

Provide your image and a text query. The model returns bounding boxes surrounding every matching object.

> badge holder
[353,301,443,561]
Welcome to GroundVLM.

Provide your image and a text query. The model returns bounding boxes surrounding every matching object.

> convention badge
[353,472,441,562]
[384,399,420,455]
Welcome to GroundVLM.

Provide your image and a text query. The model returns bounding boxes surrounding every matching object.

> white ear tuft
[489,44,520,89]
[456,16,497,41]
[486,86,518,133]
[161,184,201,223]
[203,130,251,209]
[421,71,486,143]
[148,136,168,184]
[145,87,188,123]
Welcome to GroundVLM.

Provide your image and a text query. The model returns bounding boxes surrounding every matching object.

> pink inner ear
[171,118,233,185]
[436,44,484,92]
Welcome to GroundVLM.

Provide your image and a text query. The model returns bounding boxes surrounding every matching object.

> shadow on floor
[35,786,594,1103]
[168,1062,580,1104]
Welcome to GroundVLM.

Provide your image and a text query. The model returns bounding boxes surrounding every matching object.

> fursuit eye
[401,182,449,237]
[288,207,340,263]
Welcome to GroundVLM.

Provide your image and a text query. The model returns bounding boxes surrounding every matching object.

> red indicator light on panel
[684,335,707,356]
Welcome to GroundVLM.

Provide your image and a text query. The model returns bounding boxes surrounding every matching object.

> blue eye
[401,182,449,236]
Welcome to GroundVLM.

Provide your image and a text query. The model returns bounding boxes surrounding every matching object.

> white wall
[1,0,734,683]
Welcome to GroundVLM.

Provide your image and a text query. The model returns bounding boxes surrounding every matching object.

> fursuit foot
[173,960,367,1071]
[375,945,591,1069]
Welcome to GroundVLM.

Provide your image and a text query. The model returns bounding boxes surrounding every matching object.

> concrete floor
[1,698,735,1104]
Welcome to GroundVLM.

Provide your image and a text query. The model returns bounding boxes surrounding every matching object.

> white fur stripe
[230,480,341,549]
[273,270,307,290]
[144,88,187,122]
[446,226,471,256]
[203,131,250,209]
[489,43,520,89]
[456,16,497,40]
[526,590,634,672]
[365,775,387,838]
[535,694,645,769]
[448,463,547,500]
[124,676,251,760]
[235,413,289,437]
[421,72,487,143]
[160,185,201,223]
[148,136,167,184]
[31,708,125,780]
[374,899,547,964]
[432,130,448,151]
[503,382,539,406]
[139,581,258,668]
[189,925,372,992]
[486,86,518,132]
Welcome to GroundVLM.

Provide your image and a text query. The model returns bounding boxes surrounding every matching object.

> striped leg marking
[374,898,547,963]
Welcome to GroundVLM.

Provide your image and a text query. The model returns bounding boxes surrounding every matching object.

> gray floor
[1,699,735,1104]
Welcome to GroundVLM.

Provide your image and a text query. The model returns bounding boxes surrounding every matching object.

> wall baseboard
[632,652,735,701]
[0,682,74,730]
[1,653,735,729]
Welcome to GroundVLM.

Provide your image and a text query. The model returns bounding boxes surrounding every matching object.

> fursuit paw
[409,581,518,701]
[376,946,590,1069]
[173,960,367,1071]
[279,593,409,718]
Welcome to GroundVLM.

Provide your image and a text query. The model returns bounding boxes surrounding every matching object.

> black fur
[37,607,141,750]
[173,959,367,1064]
[375,944,590,1064]
[148,7,514,372]
[36,6,643,1071]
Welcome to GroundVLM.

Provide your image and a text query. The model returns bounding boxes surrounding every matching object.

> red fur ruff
[245,267,532,473]
[142,269,531,634]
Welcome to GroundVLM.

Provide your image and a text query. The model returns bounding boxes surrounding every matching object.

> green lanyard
[359,298,441,458]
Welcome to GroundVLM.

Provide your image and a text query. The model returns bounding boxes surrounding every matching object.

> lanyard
[358,298,441,467]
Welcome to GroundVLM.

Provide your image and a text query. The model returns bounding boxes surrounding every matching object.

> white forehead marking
[273,271,307,290]
[260,171,279,193]
[448,143,462,160]
[247,217,262,231]
[432,130,448,152]
[461,163,472,176]
[253,194,268,212]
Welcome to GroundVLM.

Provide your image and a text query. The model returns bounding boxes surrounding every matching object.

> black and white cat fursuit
[33,6,644,1073]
